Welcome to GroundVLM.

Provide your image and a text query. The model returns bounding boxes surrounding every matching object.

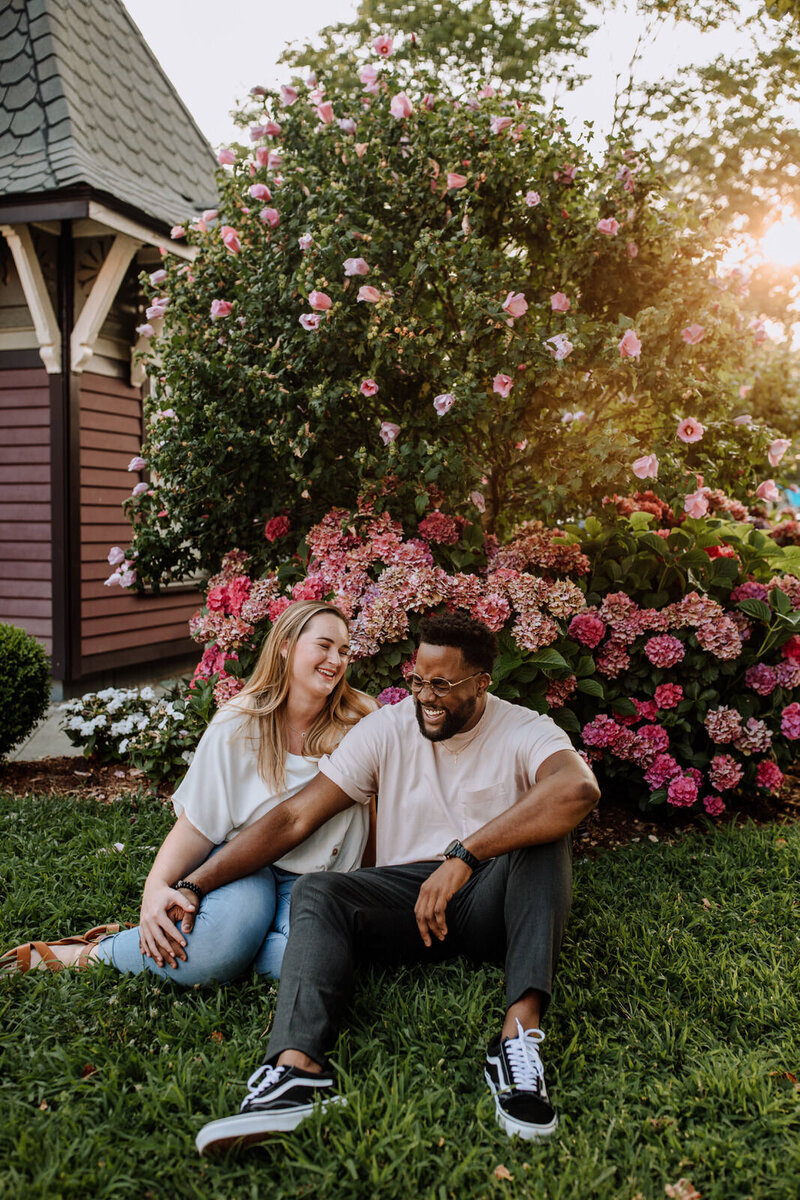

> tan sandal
[0,923,127,976]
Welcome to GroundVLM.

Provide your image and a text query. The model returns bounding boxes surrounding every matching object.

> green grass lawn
[1,789,798,1200]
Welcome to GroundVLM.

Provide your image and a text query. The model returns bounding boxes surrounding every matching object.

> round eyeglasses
[408,671,484,698]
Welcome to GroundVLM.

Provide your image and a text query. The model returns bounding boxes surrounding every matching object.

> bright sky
[123,0,757,150]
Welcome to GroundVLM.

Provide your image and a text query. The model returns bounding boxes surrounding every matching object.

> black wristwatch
[443,839,480,872]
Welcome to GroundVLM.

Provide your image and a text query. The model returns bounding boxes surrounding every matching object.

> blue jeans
[94,859,297,987]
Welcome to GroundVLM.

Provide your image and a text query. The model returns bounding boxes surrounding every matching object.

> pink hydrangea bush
[180,502,800,812]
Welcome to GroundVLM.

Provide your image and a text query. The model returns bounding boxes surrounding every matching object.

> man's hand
[165,887,201,935]
[414,857,473,947]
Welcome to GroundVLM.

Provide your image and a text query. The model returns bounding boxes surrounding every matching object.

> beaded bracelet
[174,879,204,904]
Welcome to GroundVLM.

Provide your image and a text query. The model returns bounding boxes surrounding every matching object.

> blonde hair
[228,600,376,792]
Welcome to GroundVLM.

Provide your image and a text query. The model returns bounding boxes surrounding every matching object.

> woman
[1,601,376,983]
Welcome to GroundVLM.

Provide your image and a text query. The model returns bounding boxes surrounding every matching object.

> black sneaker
[195,1063,341,1154]
[484,1020,558,1139]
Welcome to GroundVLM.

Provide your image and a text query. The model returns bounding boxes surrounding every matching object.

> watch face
[444,840,460,856]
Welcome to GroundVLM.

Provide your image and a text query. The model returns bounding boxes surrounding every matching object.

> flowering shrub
[60,686,209,783]
[116,35,790,590]
[99,502,798,810]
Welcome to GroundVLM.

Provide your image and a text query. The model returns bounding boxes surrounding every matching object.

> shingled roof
[0,0,218,229]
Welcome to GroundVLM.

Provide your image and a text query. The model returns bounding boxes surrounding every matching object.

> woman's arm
[138,812,214,967]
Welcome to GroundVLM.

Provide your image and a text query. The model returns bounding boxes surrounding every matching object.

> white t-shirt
[318,693,575,867]
[171,706,368,874]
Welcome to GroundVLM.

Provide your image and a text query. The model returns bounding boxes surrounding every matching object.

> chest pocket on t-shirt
[457,784,509,839]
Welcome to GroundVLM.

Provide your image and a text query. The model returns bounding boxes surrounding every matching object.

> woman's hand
[136,811,213,967]
[139,879,196,968]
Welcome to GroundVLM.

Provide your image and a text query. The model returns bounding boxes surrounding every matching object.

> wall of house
[0,365,53,653]
[78,370,199,675]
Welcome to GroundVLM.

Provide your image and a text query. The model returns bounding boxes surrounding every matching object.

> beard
[415,694,478,742]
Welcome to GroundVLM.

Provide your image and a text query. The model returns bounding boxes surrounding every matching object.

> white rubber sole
[484,1070,559,1140]
[196,1096,344,1155]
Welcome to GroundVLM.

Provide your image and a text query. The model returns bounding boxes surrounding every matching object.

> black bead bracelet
[174,880,204,903]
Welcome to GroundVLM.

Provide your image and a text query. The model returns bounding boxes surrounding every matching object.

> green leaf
[577,678,605,699]
[629,511,654,531]
[611,697,637,716]
[770,587,792,615]
[584,516,602,538]
[737,598,772,622]
[526,649,570,670]
[576,655,596,678]
[553,707,581,733]
[639,533,670,555]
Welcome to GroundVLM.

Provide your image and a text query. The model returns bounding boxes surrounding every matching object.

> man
[179,613,599,1153]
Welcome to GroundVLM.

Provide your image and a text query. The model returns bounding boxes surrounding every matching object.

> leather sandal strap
[82,924,122,941]
[29,942,66,972]
[76,944,98,971]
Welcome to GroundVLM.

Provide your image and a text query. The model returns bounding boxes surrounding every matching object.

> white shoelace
[504,1019,546,1092]
[241,1063,286,1109]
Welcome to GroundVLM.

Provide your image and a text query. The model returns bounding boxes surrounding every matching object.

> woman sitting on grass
[1,601,376,983]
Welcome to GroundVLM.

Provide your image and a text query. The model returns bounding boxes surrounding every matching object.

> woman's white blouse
[171,706,368,874]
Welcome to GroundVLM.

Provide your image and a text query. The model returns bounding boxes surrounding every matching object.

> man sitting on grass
[175,613,599,1153]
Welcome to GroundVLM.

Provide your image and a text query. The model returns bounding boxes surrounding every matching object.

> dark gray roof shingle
[0,0,218,228]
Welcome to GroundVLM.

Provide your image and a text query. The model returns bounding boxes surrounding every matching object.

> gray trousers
[265,839,573,1067]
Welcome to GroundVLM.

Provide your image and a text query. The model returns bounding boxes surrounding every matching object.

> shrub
[70,501,800,816]
[60,686,209,783]
[113,40,791,590]
[0,624,50,761]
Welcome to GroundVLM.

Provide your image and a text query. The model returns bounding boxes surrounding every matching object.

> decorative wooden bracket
[0,223,62,373]
[70,233,142,372]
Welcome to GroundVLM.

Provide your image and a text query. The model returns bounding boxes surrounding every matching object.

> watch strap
[443,840,480,872]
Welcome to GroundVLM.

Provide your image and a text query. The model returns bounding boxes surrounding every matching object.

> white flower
[181,750,195,766]
[140,686,156,701]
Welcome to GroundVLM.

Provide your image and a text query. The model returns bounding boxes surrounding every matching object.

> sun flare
[761,213,800,268]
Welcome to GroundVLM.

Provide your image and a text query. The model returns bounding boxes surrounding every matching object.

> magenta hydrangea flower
[696,617,743,661]
[644,634,684,668]
[417,512,462,545]
[654,683,683,709]
[595,640,631,678]
[644,752,682,789]
[472,592,511,633]
[703,795,725,817]
[744,663,777,696]
[730,580,769,604]
[568,612,606,648]
[667,774,699,808]
[377,686,410,706]
[704,706,743,744]
[755,759,784,792]
[582,714,623,749]
[635,723,670,766]
[633,698,658,722]
[708,754,744,791]
[781,702,800,739]
[733,717,772,756]
[545,675,578,709]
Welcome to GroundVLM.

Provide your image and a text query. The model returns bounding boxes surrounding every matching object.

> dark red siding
[78,372,199,672]
[0,367,52,653]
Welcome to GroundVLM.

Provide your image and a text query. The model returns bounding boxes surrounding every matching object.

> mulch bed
[2,755,799,860]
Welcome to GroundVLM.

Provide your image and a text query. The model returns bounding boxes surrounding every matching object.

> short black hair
[418,612,497,675]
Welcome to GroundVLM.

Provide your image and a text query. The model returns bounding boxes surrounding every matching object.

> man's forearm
[186,805,302,895]
[463,769,599,862]
[183,773,355,897]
